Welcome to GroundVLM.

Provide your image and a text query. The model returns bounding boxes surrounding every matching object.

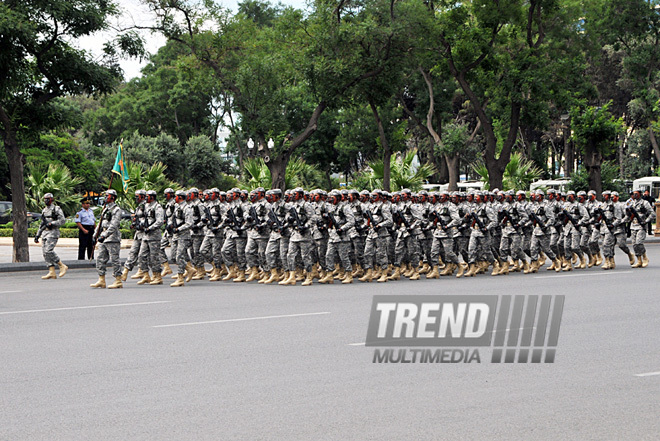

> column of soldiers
[86,186,656,288]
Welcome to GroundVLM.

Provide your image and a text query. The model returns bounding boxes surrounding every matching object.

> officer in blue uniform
[75,198,97,260]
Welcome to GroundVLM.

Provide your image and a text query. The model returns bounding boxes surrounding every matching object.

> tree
[0,0,142,261]
[570,102,624,196]
[25,164,84,216]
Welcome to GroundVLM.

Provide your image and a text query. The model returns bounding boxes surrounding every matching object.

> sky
[76,0,308,80]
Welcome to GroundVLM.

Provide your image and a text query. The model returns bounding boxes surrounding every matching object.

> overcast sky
[76,0,308,80]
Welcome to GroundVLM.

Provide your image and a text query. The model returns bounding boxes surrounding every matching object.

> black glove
[47,222,53,229]
[98,236,105,243]
[34,237,39,243]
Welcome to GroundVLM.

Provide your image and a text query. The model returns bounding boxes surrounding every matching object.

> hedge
[0,228,133,239]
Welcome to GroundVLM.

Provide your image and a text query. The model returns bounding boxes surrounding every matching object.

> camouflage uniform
[138,196,164,275]
[324,199,355,273]
[95,201,123,277]
[363,196,392,271]
[124,194,146,271]
[36,202,66,267]
[172,198,194,275]
[286,197,318,273]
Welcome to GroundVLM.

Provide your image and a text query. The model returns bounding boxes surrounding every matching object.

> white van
[632,177,660,199]
[530,178,571,193]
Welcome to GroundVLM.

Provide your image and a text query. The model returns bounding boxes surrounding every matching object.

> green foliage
[570,102,624,156]
[473,152,543,191]
[240,157,326,190]
[354,149,437,191]
[25,163,84,216]
[105,162,181,211]
[567,161,627,194]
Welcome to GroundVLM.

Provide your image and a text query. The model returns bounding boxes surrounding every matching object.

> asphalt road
[1,245,659,440]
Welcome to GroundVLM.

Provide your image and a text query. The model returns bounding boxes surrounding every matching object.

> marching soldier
[529,190,560,273]
[160,188,176,276]
[628,189,656,268]
[360,190,392,283]
[91,190,123,289]
[170,190,194,287]
[136,190,164,285]
[263,189,286,284]
[35,193,67,279]
[429,191,461,278]
[122,189,147,281]
[465,191,497,277]
[319,190,355,284]
[203,188,227,282]
[281,187,318,286]
[244,188,270,282]
[187,187,208,280]
[221,188,248,282]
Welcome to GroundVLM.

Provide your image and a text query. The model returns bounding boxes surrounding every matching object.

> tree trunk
[445,153,460,191]
[369,99,391,191]
[583,144,603,196]
[563,126,573,177]
[437,154,449,184]
[267,155,289,191]
[2,125,30,262]
[649,126,660,166]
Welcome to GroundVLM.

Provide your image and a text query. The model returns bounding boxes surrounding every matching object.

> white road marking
[348,342,366,346]
[0,301,172,315]
[0,290,22,294]
[534,271,632,279]
[634,371,660,377]
[153,311,331,328]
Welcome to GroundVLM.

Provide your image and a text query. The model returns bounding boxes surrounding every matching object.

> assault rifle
[268,208,286,233]
[288,207,307,233]
[225,208,244,232]
[561,209,581,229]
[429,211,447,230]
[626,206,645,225]
[364,209,376,229]
[499,209,521,232]
[594,207,614,233]
[392,207,411,228]
[470,212,487,234]
[529,210,547,231]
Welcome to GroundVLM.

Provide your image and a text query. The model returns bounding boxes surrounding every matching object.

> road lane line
[348,342,366,346]
[534,271,632,279]
[153,311,331,328]
[634,371,660,377]
[0,291,22,294]
[0,301,172,315]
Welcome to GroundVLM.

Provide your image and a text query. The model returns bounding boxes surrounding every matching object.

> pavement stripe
[0,290,22,294]
[348,342,366,346]
[153,311,331,328]
[634,371,660,377]
[0,301,172,315]
[534,271,632,279]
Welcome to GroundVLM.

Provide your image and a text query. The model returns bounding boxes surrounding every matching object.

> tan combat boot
[419,262,430,275]
[334,268,346,281]
[491,260,501,276]
[627,252,635,266]
[318,271,334,284]
[456,262,467,278]
[42,266,57,280]
[222,265,237,281]
[388,266,401,281]
[359,268,374,282]
[192,266,206,280]
[137,272,152,285]
[121,267,129,281]
[609,257,616,270]
[295,268,305,281]
[263,269,278,284]
[245,267,259,282]
[402,263,414,278]
[57,261,68,278]
[302,271,314,286]
[408,268,421,280]
[233,269,246,282]
[547,258,556,271]
[426,265,440,279]
[341,273,353,284]
[108,276,123,289]
[578,254,586,269]
[465,263,478,277]
[562,256,573,272]
[161,262,173,277]
[278,271,293,285]
[149,273,163,285]
[376,269,388,283]
[587,254,594,268]
[511,260,520,272]
[595,252,603,266]
[498,260,510,275]
[571,253,578,265]
[131,268,145,280]
[354,265,365,278]
[632,255,642,268]
[601,256,610,270]
[642,253,649,268]
[170,274,185,287]
[553,258,562,272]
[90,275,106,288]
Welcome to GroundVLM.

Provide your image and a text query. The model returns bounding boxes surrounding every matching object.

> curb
[0,259,127,273]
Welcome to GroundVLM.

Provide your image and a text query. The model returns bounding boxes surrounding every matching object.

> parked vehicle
[632,177,660,199]
[0,201,42,225]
